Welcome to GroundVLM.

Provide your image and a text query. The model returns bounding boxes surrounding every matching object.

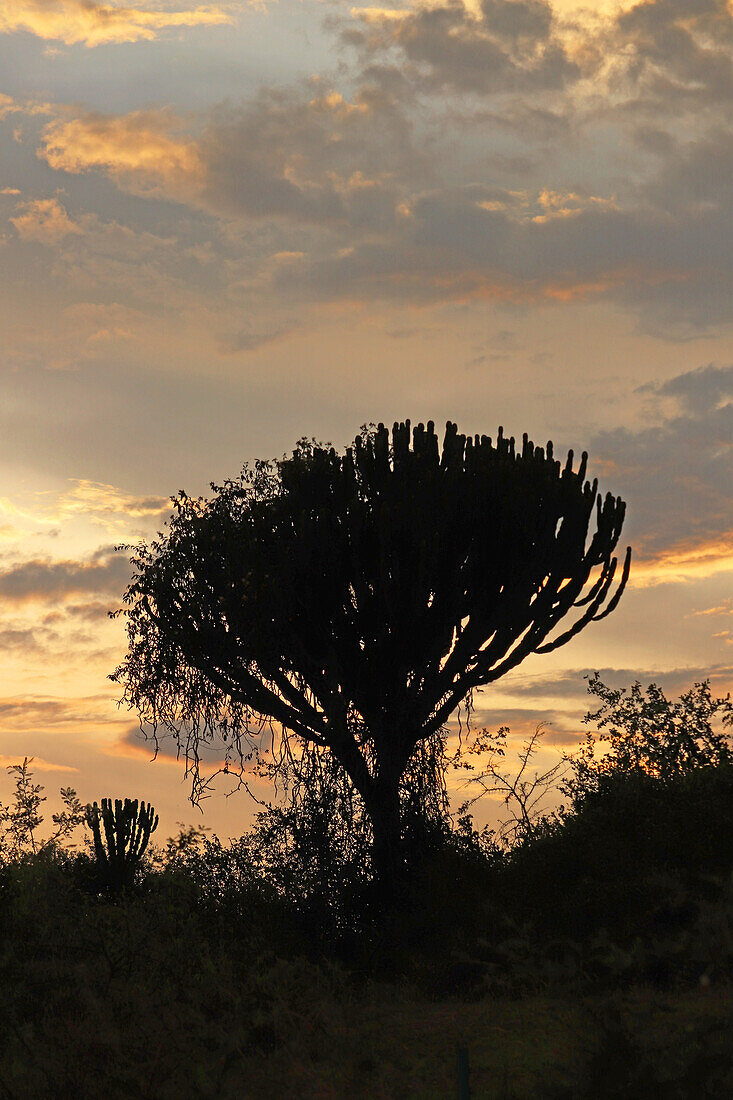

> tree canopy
[113,420,631,902]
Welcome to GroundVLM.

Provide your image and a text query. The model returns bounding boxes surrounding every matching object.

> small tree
[455,724,566,848]
[113,420,630,905]
[0,758,86,859]
[564,675,733,807]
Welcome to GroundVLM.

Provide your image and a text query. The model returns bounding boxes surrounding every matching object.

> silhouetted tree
[563,674,733,806]
[86,797,158,893]
[112,420,630,906]
[455,723,566,848]
[0,758,86,858]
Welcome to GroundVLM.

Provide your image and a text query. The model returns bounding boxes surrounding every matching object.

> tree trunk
[332,736,407,958]
[366,770,404,915]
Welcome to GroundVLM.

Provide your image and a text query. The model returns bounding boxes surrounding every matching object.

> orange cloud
[532,190,619,224]
[691,598,733,618]
[0,1,231,48]
[55,479,171,529]
[10,197,81,244]
[40,111,205,199]
[0,754,78,773]
[349,8,406,24]
[366,262,682,309]
[102,738,186,766]
[630,531,733,587]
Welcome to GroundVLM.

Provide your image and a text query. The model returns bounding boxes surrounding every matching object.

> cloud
[38,84,420,228]
[638,362,733,414]
[691,598,733,618]
[344,0,580,95]
[449,704,578,741]
[270,185,722,316]
[496,663,733,702]
[0,481,171,545]
[0,754,78,773]
[55,480,171,528]
[610,0,733,114]
[110,722,244,772]
[629,533,733,586]
[49,219,200,323]
[0,694,112,728]
[0,0,231,48]
[216,320,301,354]
[0,92,60,119]
[64,600,117,621]
[10,197,81,244]
[0,626,41,651]
[110,727,187,764]
[36,98,733,327]
[22,1,733,333]
[459,661,733,750]
[0,546,131,603]
[590,363,732,567]
[41,111,205,200]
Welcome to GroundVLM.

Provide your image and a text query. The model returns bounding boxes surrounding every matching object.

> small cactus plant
[85,797,159,893]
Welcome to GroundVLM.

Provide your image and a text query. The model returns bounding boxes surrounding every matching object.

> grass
[234,984,732,1099]
[1,872,730,1100]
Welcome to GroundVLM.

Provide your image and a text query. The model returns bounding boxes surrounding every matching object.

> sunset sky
[0,0,731,840]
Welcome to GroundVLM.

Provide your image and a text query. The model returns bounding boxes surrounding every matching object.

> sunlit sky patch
[0,0,731,837]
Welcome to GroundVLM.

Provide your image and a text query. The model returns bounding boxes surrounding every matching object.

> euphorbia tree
[112,420,630,904]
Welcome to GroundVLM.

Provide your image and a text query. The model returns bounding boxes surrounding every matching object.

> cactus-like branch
[85,797,158,894]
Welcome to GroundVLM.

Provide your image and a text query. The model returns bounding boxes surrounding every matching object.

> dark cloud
[121,723,182,762]
[612,0,733,112]
[19,0,733,335]
[119,722,246,768]
[465,661,733,746]
[216,320,301,355]
[456,704,574,733]
[645,129,733,214]
[638,362,733,413]
[0,627,40,651]
[0,546,131,603]
[591,364,732,556]
[270,179,733,331]
[342,0,579,96]
[498,663,733,701]
[65,600,121,622]
[198,82,420,229]
[0,696,109,727]
[480,0,553,42]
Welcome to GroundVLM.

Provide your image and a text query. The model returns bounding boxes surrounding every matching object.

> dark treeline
[1,675,732,1097]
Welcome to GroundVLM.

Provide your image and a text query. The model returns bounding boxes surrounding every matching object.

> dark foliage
[492,676,733,986]
[2,674,732,1093]
[238,729,464,952]
[500,764,733,962]
[564,674,733,803]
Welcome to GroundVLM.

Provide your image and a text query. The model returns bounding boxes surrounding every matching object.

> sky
[0,0,731,840]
